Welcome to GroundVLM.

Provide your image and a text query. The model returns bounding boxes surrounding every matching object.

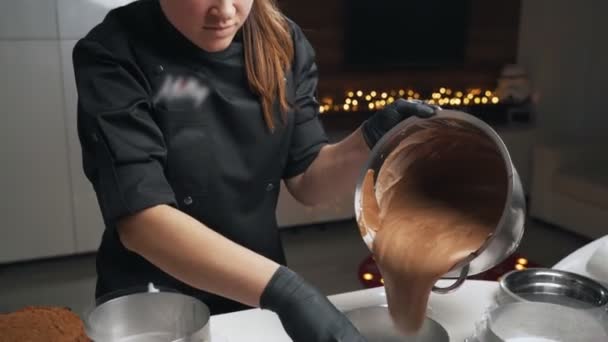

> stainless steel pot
[498,268,608,309]
[354,109,526,293]
[84,286,211,342]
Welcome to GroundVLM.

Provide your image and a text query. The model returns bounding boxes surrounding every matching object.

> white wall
[0,0,352,263]
[0,0,133,263]
[518,0,608,143]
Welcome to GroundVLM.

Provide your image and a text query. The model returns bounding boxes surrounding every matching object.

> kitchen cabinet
[0,41,75,263]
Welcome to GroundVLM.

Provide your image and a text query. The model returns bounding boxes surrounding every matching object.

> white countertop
[209,279,499,341]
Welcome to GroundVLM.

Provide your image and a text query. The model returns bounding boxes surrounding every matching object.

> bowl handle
[432,264,469,294]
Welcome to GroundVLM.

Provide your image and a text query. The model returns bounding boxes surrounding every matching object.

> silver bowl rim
[353,109,520,275]
[499,267,608,307]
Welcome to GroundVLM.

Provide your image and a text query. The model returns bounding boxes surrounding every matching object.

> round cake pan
[498,268,608,309]
[344,305,449,342]
[85,287,210,342]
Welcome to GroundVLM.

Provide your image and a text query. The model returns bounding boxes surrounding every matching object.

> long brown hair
[242,0,294,131]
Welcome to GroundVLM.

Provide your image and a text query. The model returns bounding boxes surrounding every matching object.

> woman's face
[160,0,254,52]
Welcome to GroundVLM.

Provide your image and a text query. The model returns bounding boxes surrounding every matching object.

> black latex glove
[260,266,367,342]
[361,99,438,148]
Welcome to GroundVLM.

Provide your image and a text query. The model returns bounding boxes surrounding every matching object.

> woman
[73,0,435,340]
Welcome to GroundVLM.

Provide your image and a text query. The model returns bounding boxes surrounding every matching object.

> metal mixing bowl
[498,268,608,309]
[344,305,449,342]
[354,109,526,293]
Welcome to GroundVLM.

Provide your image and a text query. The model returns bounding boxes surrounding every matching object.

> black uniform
[74,0,328,314]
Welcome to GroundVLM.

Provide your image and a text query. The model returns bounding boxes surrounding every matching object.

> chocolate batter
[358,119,508,334]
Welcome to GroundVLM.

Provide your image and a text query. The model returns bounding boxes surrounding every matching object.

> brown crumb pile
[0,306,91,342]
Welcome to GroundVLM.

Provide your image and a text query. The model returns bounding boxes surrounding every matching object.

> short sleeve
[283,22,329,179]
[73,39,176,225]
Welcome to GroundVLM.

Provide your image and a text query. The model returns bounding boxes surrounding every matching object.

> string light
[515,264,526,271]
[363,273,374,281]
[517,258,528,265]
[316,86,502,113]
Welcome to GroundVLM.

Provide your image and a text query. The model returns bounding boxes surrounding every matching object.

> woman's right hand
[260,266,367,342]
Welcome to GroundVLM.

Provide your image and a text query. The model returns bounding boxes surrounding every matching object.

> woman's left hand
[360,99,438,148]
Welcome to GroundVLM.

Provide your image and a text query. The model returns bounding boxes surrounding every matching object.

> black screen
[345,0,472,68]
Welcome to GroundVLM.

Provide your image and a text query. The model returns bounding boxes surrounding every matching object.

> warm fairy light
[363,273,374,281]
[515,264,526,271]
[318,86,501,114]
[517,258,528,265]
[380,278,384,284]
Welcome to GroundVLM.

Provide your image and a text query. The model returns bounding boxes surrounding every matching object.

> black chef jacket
[73,0,328,314]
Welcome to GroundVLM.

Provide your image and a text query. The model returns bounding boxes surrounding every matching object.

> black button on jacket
[73,0,328,314]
